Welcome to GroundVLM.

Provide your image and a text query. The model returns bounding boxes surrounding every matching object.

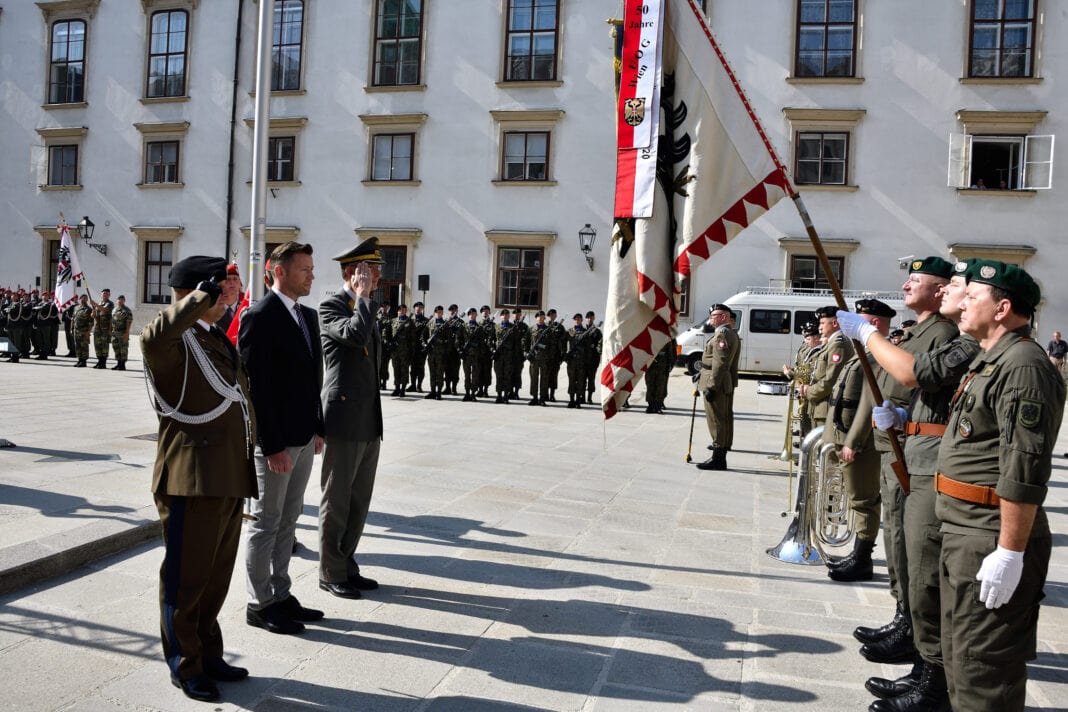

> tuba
[766,425,855,565]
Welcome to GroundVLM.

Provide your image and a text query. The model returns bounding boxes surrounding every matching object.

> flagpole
[248,0,275,306]
[681,0,910,493]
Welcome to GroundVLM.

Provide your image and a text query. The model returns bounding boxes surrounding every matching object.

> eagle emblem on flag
[623,97,647,127]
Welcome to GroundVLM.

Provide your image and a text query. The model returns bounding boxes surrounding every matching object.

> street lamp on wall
[77,215,107,256]
[578,223,596,271]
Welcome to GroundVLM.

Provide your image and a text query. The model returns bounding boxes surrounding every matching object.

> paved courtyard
[0,342,1066,711]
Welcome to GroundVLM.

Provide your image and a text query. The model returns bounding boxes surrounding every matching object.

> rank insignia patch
[958,417,973,438]
[1019,399,1042,428]
[717,341,726,349]
[981,364,997,377]
[831,352,841,363]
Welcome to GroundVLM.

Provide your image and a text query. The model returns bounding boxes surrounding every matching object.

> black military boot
[854,605,906,645]
[866,660,923,700]
[861,618,917,664]
[826,535,862,568]
[495,393,506,404]
[74,359,85,367]
[696,449,724,471]
[94,358,106,369]
[714,448,728,470]
[828,538,875,581]
[869,662,949,712]
[528,397,539,406]
[547,388,556,402]
[586,391,594,404]
[424,388,436,400]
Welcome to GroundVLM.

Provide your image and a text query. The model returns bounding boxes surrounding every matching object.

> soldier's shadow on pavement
[0,483,140,520]
[1029,650,1068,685]
[1,446,134,463]
[237,680,556,711]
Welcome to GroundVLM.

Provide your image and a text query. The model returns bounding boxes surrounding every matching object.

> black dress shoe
[860,622,917,664]
[348,572,379,590]
[246,603,304,634]
[203,657,249,682]
[865,660,923,699]
[277,594,325,622]
[319,580,362,599]
[171,674,220,702]
[854,606,906,644]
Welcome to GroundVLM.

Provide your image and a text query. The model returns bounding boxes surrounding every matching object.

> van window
[794,310,817,334]
[750,309,790,334]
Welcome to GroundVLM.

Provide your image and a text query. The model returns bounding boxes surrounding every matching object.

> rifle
[490,323,518,362]
[420,323,446,355]
[525,325,552,361]
[562,326,592,362]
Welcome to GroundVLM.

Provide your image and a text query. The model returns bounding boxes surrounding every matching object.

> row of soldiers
[788,256,1061,711]
[1,286,133,369]
[375,302,603,407]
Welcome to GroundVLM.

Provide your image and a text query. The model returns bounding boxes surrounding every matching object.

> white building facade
[0,0,1064,333]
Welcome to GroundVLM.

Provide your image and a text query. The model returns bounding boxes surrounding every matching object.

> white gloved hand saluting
[976,545,1025,609]
[872,400,907,431]
[836,310,877,347]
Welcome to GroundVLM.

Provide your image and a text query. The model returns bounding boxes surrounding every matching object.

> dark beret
[908,256,954,279]
[168,256,228,289]
[573,313,583,320]
[966,259,1041,310]
[448,304,458,310]
[413,301,424,308]
[535,310,546,317]
[709,303,731,313]
[481,305,491,312]
[855,298,896,318]
[585,311,595,318]
[814,305,838,319]
[396,303,408,310]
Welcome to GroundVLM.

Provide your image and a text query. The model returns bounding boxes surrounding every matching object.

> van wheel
[685,352,702,376]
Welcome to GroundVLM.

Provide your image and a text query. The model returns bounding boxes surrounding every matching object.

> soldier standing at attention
[477,306,495,397]
[525,310,555,405]
[89,287,114,369]
[389,304,416,397]
[696,304,740,471]
[110,295,134,370]
[493,309,518,403]
[565,313,587,409]
[409,302,429,392]
[424,305,450,400]
[376,304,392,390]
[643,338,675,413]
[581,311,602,403]
[72,293,94,367]
[544,308,566,402]
[445,304,463,395]
[458,308,484,402]
[511,308,527,399]
[4,293,33,362]
[802,306,855,431]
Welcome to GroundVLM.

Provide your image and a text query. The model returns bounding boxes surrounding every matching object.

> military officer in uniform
[141,256,256,702]
[565,313,588,409]
[583,311,602,403]
[786,322,822,438]
[72,293,94,367]
[696,304,740,471]
[5,293,34,362]
[389,304,416,397]
[445,304,463,395]
[477,306,495,396]
[493,309,519,403]
[545,308,566,402]
[89,287,114,369]
[525,310,556,405]
[424,305,450,400]
[936,260,1060,711]
[823,299,894,583]
[643,338,675,413]
[110,295,133,370]
[802,306,855,435]
[32,291,61,359]
[409,301,429,392]
[459,308,485,401]
[376,304,392,389]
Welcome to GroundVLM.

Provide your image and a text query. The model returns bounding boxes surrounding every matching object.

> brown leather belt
[903,422,946,437]
[935,472,1000,506]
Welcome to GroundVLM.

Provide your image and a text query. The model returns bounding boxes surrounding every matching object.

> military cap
[952,258,978,277]
[396,303,408,310]
[413,301,424,308]
[500,308,510,316]
[332,236,385,265]
[573,313,582,320]
[585,310,595,318]
[709,303,731,313]
[226,263,240,277]
[908,256,954,279]
[117,295,126,300]
[433,305,443,311]
[512,308,521,314]
[802,322,819,337]
[535,310,546,317]
[466,307,477,315]
[101,288,110,293]
[814,305,839,319]
[965,259,1041,310]
[481,305,491,312]
[547,308,557,316]
[168,256,228,289]
[901,319,917,328]
[448,304,458,310]
[890,328,905,339]
[855,298,896,318]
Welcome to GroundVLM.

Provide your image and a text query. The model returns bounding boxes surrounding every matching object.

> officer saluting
[934,260,1062,711]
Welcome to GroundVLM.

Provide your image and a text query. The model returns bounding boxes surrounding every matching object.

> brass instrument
[766,425,855,565]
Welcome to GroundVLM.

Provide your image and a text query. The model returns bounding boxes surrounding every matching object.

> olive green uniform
[445,315,464,394]
[565,326,589,401]
[805,331,854,423]
[389,316,417,391]
[902,333,979,668]
[793,343,822,437]
[525,322,558,402]
[459,319,486,398]
[477,317,496,394]
[425,317,451,395]
[494,321,521,398]
[583,324,602,402]
[72,302,94,363]
[936,329,1063,711]
[857,313,957,618]
[377,311,392,388]
[93,298,114,363]
[546,320,567,398]
[110,305,134,363]
[698,325,740,449]
[511,320,528,396]
[643,338,674,410]
[825,351,881,540]
[409,312,429,390]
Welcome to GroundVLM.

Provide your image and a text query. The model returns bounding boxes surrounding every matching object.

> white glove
[976,545,1025,609]
[835,310,877,347]
[872,400,907,431]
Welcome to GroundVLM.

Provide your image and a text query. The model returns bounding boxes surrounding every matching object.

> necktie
[294,303,312,352]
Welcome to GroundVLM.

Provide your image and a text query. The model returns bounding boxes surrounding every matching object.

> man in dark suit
[238,242,325,635]
[141,256,257,702]
[317,237,385,599]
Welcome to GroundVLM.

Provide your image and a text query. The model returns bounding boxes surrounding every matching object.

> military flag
[53,221,85,310]
[601,0,791,418]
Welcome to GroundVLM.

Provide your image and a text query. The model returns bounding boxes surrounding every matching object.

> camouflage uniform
[72,300,94,366]
[110,304,134,369]
[493,319,520,402]
[545,318,567,401]
[377,309,392,388]
[92,298,114,367]
[525,321,558,405]
[409,311,429,392]
[424,316,451,399]
[511,317,528,397]
[445,312,464,395]
[477,314,496,395]
[389,315,418,395]
[459,315,486,401]
[583,322,602,403]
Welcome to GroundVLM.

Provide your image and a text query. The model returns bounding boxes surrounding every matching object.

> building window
[371,134,413,181]
[795,132,847,185]
[948,110,1054,190]
[505,0,559,81]
[147,10,188,98]
[372,245,408,308]
[968,0,1036,78]
[795,0,857,78]
[48,145,79,186]
[145,140,180,184]
[48,20,87,104]
[268,137,295,182]
[496,246,544,309]
[503,131,549,181]
[144,241,174,304]
[47,239,61,292]
[790,255,844,290]
[372,0,423,87]
[273,0,304,91]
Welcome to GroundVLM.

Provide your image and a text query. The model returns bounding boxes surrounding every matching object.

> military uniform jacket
[73,303,94,331]
[389,316,418,355]
[806,331,854,419]
[141,291,257,498]
[904,333,980,478]
[460,321,484,356]
[425,317,452,355]
[478,318,496,352]
[35,301,61,326]
[527,323,557,362]
[936,328,1065,536]
[320,291,384,442]
[93,299,114,334]
[495,322,520,360]
[698,325,739,394]
[825,351,876,451]
[110,305,133,339]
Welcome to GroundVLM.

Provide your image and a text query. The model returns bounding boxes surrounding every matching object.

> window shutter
[1022,134,1055,190]
[947,133,971,188]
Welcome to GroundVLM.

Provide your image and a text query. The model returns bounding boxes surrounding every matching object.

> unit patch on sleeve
[942,345,971,369]
[1019,399,1042,429]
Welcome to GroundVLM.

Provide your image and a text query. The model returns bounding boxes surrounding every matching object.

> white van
[675,287,913,375]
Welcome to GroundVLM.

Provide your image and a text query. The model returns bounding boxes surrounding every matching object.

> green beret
[814,305,838,319]
[908,256,954,279]
[168,256,228,289]
[952,258,979,277]
[965,259,1041,310]
[855,298,896,318]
